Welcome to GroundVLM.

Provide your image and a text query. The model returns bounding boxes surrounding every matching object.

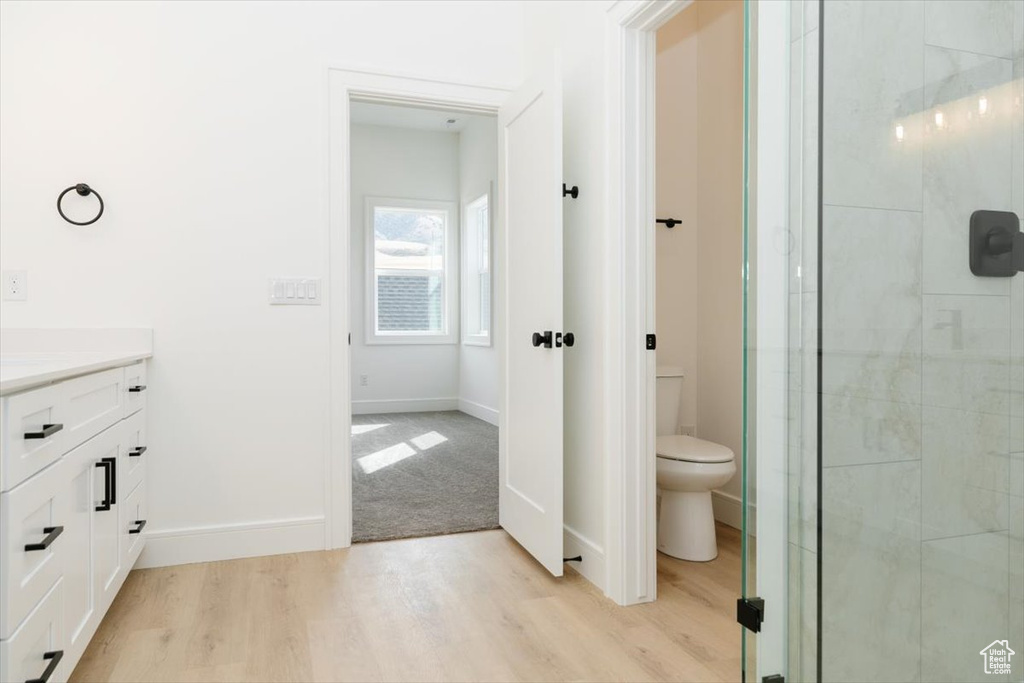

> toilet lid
[656,435,734,463]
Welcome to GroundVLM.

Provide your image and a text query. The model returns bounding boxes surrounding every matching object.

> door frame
[603,0,692,607]
[326,67,511,549]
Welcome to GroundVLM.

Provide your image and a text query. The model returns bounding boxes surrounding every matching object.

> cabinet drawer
[0,459,67,639]
[120,479,147,570]
[1,383,67,492]
[119,410,146,495]
[62,368,124,454]
[0,578,65,683]
[123,362,147,417]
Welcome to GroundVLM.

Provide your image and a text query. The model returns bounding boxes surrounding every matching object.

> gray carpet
[351,411,499,543]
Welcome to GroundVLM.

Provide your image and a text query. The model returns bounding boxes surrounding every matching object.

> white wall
[654,9,699,434]
[655,1,747,520]
[457,116,500,423]
[350,124,461,412]
[0,0,523,564]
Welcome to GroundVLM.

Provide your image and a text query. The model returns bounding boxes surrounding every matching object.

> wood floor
[71,524,743,682]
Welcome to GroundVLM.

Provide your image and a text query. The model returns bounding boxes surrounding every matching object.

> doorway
[347,101,501,543]
[327,67,570,577]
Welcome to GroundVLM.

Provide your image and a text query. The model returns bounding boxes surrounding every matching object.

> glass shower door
[813,1,1024,681]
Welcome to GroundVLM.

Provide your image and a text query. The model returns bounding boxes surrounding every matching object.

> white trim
[136,516,325,569]
[328,67,512,550]
[564,524,607,591]
[352,397,459,414]
[364,196,459,346]
[460,184,494,347]
[711,489,755,534]
[604,0,691,607]
[457,398,499,425]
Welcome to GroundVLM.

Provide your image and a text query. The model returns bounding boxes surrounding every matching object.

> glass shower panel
[787,1,820,682]
[816,1,1024,682]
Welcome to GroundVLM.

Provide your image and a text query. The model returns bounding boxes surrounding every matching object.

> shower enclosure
[743,1,1024,681]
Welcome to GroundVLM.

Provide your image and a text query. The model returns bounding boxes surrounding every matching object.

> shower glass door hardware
[970,210,1023,276]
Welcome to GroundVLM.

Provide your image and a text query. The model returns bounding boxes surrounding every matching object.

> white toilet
[656,367,736,562]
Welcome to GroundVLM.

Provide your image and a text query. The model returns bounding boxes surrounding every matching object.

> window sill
[365,335,458,346]
[462,336,492,348]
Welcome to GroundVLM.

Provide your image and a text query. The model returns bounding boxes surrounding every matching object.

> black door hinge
[737,597,764,633]
[646,334,656,350]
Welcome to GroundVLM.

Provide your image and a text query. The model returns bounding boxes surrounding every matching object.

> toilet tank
[656,367,685,436]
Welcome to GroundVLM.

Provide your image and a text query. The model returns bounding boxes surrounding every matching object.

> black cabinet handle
[129,446,147,457]
[95,457,117,511]
[106,456,117,505]
[24,526,64,552]
[129,519,147,535]
[532,331,553,348]
[128,385,147,393]
[95,460,111,511]
[26,650,63,683]
[24,423,63,440]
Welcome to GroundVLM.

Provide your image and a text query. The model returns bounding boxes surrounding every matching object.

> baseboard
[352,397,459,414]
[564,524,606,592]
[711,490,754,535]
[136,516,325,569]
[457,398,499,425]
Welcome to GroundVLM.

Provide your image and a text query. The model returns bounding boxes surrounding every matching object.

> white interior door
[498,71,564,577]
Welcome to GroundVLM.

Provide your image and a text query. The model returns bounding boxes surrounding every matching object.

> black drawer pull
[95,457,117,511]
[26,649,63,683]
[24,423,63,440]
[24,526,64,552]
[129,519,147,535]
[128,385,147,393]
[129,446,147,457]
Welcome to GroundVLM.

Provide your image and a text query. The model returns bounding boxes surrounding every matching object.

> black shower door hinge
[762,676,785,683]
[646,334,656,350]
[736,597,764,633]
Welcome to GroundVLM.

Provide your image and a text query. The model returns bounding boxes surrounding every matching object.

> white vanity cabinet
[0,360,149,683]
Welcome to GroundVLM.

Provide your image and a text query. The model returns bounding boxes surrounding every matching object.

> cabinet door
[123,362,148,417]
[120,409,146,496]
[61,438,100,665]
[62,368,124,451]
[0,579,65,683]
[120,479,147,570]
[0,457,66,639]
[89,427,123,612]
[1,382,67,492]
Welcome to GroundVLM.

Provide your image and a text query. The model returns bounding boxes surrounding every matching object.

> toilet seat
[656,435,733,463]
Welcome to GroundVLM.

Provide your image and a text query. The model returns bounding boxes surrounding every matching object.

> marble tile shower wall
[816,2,1024,682]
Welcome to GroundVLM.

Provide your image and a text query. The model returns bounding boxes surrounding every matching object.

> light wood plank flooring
[71,524,742,682]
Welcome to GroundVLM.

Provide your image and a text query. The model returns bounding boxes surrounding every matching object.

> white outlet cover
[3,270,27,301]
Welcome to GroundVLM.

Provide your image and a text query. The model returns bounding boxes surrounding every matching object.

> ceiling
[350,101,492,133]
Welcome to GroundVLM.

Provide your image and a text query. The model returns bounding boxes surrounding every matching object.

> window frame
[364,196,459,345]
[461,184,493,347]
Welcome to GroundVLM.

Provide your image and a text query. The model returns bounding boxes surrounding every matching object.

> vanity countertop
[1,351,152,395]
[0,328,153,396]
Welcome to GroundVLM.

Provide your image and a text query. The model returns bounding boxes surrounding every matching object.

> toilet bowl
[654,366,736,562]
[656,435,735,561]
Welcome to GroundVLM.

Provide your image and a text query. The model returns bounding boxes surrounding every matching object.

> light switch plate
[269,277,321,305]
[3,270,27,301]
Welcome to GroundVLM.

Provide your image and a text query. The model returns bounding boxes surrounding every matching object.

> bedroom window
[462,191,491,345]
[366,197,457,344]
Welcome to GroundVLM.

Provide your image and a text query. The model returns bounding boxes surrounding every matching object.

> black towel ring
[57,183,104,225]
